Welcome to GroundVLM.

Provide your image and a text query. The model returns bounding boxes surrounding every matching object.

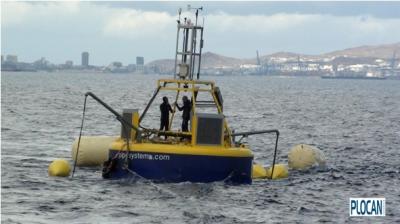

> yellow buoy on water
[48,159,71,177]
[252,163,289,180]
[252,163,267,179]
[288,144,326,170]
[265,164,289,179]
[71,136,117,167]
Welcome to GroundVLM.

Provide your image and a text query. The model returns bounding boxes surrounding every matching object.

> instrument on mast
[174,6,204,80]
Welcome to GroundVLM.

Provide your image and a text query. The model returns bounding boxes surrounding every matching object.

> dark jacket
[160,102,173,120]
[177,100,192,120]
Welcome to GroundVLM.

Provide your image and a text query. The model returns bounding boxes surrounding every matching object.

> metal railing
[231,129,280,179]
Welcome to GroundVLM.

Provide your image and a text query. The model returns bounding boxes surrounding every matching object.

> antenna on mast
[187,5,203,28]
[177,8,182,22]
[173,6,204,80]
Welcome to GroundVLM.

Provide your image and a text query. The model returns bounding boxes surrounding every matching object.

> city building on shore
[82,52,89,67]
[136,56,144,73]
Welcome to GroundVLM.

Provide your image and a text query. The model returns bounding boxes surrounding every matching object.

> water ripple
[2,72,399,223]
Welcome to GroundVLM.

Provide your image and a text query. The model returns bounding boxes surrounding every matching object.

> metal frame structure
[138,78,232,146]
[137,8,234,145]
[174,7,204,80]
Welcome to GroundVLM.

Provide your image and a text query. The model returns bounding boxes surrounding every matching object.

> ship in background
[321,70,387,80]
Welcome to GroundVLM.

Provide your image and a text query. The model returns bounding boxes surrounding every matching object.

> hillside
[200,52,244,68]
[324,42,400,59]
[147,42,400,70]
[146,59,174,69]
[146,52,246,72]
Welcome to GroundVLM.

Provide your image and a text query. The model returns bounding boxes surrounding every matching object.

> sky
[2,1,400,66]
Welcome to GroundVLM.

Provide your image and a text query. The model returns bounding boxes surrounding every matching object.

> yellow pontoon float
[72,7,281,184]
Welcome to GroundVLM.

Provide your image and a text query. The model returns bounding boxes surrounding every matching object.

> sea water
[1,72,399,223]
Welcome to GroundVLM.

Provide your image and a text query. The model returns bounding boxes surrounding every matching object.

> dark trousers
[160,118,169,139]
[182,119,189,132]
[160,118,169,131]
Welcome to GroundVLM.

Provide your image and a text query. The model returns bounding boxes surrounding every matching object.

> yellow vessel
[73,7,280,184]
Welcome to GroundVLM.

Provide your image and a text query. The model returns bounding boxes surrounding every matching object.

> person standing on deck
[160,96,173,134]
[175,96,192,132]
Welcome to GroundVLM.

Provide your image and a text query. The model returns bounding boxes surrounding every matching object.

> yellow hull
[110,138,253,158]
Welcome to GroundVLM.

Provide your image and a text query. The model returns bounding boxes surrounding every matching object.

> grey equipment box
[120,109,139,139]
[195,113,224,146]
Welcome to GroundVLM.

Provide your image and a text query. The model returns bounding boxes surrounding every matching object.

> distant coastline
[2,42,400,79]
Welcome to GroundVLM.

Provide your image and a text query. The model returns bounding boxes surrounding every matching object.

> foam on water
[2,72,400,223]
